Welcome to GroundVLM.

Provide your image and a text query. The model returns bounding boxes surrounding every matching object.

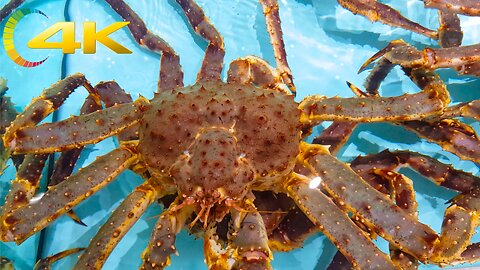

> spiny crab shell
[141,83,300,208]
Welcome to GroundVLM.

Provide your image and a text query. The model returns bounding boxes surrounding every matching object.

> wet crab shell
[138,82,302,192]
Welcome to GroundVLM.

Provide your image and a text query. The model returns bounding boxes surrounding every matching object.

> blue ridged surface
[1,0,480,269]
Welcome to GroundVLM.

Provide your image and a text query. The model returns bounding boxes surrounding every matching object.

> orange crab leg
[33,248,85,270]
[176,0,225,83]
[9,97,150,154]
[3,74,87,145]
[104,0,183,91]
[300,68,449,124]
[338,0,438,39]
[0,143,139,243]
[204,224,232,270]
[284,175,398,269]
[228,56,288,93]
[141,202,193,270]
[259,0,296,93]
[424,0,480,16]
[74,177,176,270]
[229,210,273,270]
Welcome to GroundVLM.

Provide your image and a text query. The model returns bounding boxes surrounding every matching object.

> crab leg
[140,202,193,270]
[402,120,480,163]
[0,82,20,173]
[104,0,183,91]
[284,174,398,269]
[74,177,176,270]
[351,150,480,193]
[372,169,420,269]
[424,0,480,16]
[360,40,480,73]
[204,224,232,270]
[326,251,353,270]
[175,0,225,82]
[33,248,85,270]
[227,56,287,93]
[1,154,48,216]
[94,81,138,141]
[49,94,102,186]
[259,0,296,93]
[229,210,273,270]
[269,206,316,252]
[0,143,139,243]
[9,97,149,154]
[0,0,24,23]
[313,122,358,154]
[337,0,437,39]
[300,143,439,261]
[300,67,449,124]
[3,74,88,145]
[354,60,480,163]
[438,10,463,48]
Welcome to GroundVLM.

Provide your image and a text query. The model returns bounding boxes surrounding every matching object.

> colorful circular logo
[3,8,49,67]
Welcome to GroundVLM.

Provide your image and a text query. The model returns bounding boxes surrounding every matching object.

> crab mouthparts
[190,197,223,229]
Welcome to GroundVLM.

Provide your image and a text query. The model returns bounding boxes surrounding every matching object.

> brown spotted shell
[138,82,301,194]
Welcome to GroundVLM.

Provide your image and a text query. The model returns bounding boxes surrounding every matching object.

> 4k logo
[3,8,132,68]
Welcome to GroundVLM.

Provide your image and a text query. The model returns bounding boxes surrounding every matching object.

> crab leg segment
[403,119,480,164]
[94,81,138,141]
[74,178,176,270]
[300,81,448,124]
[362,40,480,72]
[284,175,397,269]
[3,74,87,145]
[1,154,48,214]
[424,0,480,16]
[141,203,193,270]
[337,0,437,39]
[104,0,183,91]
[49,94,102,186]
[352,150,480,193]
[313,122,358,154]
[0,85,19,173]
[204,225,232,270]
[0,143,139,243]
[326,251,353,270]
[0,0,24,23]
[176,0,225,82]
[438,10,462,48]
[230,210,273,270]
[9,97,150,154]
[228,56,287,93]
[33,248,85,270]
[259,0,296,93]
[301,144,439,261]
[432,205,477,262]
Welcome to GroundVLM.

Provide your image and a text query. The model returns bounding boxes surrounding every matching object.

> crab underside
[0,0,480,270]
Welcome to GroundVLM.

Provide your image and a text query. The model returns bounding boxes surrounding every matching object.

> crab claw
[33,248,85,270]
[358,40,406,73]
